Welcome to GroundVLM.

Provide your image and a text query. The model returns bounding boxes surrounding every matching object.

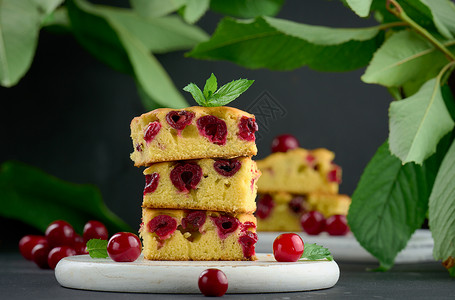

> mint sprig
[300,243,333,261]
[183,73,254,107]
[86,239,109,258]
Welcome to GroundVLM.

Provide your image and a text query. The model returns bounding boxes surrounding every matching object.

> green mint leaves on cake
[86,239,108,258]
[183,73,254,107]
[300,243,333,261]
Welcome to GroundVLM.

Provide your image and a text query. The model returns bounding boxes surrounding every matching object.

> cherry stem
[386,0,455,62]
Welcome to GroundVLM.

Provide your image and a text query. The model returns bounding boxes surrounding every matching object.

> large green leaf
[187,16,384,71]
[389,77,454,164]
[0,0,63,87]
[210,0,284,18]
[420,0,455,39]
[362,30,454,88]
[130,0,186,18]
[0,161,132,234]
[179,0,210,24]
[348,139,447,269]
[429,88,455,277]
[346,0,373,17]
[68,0,194,109]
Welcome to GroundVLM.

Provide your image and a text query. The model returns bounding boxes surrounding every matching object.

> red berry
[327,164,342,183]
[181,211,206,232]
[19,235,47,260]
[238,116,258,141]
[47,246,76,270]
[255,194,275,219]
[143,173,160,195]
[326,215,350,236]
[166,110,195,131]
[196,115,227,145]
[144,121,161,143]
[83,220,109,242]
[148,215,178,240]
[45,220,76,248]
[300,211,326,235]
[107,232,141,262]
[170,163,202,193]
[211,215,240,239]
[73,234,88,255]
[31,242,50,269]
[238,231,258,259]
[198,269,228,297]
[271,134,299,153]
[213,159,241,177]
[272,233,304,262]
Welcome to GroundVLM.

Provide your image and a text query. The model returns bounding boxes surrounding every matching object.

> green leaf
[209,78,254,106]
[300,243,333,261]
[420,0,455,39]
[187,16,384,72]
[389,77,454,164]
[210,0,284,18]
[0,161,132,234]
[203,73,217,99]
[0,0,63,87]
[348,140,441,269]
[362,30,455,88]
[346,0,373,17]
[67,0,190,109]
[180,0,209,24]
[130,0,186,18]
[183,83,206,106]
[86,239,109,258]
[429,137,455,276]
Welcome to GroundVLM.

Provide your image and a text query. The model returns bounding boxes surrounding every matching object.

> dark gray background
[0,0,390,239]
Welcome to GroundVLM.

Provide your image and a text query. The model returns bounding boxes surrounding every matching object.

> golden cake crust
[140,208,258,261]
[130,106,258,166]
[142,157,260,213]
[257,148,340,194]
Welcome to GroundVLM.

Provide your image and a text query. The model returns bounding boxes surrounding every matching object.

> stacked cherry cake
[255,147,351,235]
[130,106,261,260]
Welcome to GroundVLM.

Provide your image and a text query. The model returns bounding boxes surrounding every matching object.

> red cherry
[107,232,142,262]
[198,269,228,297]
[326,215,350,236]
[83,220,109,242]
[300,211,326,235]
[19,235,47,260]
[47,246,76,270]
[256,194,275,219]
[31,242,50,269]
[272,233,304,262]
[73,234,88,255]
[144,121,161,143]
[271,134,299,153]
[45,220,76,248]
[327,164,342,183]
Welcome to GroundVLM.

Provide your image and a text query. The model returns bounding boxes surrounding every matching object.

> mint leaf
[187,16,383,72]
[86,239,109,258]
[208,78,254,107]
[389,77,454,165]
[348,138,449,270]
[184,74,253,107]
[183,82,206,105]
[429,137,455,277]
[300,243,333,261]
[203,73,217,99]
[362,30,455,89]
[346,0,373,17]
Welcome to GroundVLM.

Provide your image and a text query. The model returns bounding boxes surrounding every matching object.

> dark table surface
[1,252,454,299]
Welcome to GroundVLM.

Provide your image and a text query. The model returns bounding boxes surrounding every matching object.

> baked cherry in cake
[166,110,195,131]
[211,215,240,239]
[144,173,160,195]
[213,159,241,177]
[238,116,258,141]
[144,121,161,143]
[148,215,178,240]
[197,115,228,145]
[256,194,274,219]
[181,211,206,232]
[170,163,202,193]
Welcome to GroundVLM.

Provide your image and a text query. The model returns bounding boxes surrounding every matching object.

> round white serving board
[55,253,339,294]
[256,229,434,263]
